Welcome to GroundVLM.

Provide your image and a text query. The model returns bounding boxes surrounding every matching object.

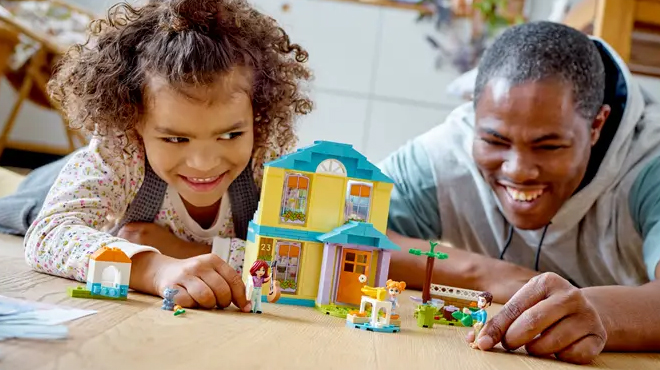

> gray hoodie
[379,38,660,288]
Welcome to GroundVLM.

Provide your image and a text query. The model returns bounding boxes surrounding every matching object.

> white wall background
[1,0,659,164]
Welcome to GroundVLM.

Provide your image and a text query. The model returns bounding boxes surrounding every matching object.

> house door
[336,249,371,305]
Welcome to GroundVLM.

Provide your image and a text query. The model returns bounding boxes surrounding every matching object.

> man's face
[472,79,609,230]
[138,70,254,209]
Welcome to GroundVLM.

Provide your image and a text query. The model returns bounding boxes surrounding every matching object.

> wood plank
[593,0,636,63]
[635,0,660,26]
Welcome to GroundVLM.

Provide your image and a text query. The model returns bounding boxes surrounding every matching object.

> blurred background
[1,0,659,172]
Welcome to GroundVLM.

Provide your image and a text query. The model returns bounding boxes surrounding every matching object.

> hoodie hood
[417,37,660,287]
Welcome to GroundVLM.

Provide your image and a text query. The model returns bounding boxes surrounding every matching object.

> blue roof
[265,141,393,183]
[248,221,400,251]
[247,222,323,243]
[317,221,401,251]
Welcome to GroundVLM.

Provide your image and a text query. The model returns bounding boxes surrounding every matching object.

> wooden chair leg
[0,65,35,159]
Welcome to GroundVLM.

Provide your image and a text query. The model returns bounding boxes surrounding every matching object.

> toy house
[68,246,132,300]
[242,141,401,310]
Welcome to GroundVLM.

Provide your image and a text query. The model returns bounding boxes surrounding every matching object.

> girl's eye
[162,137,188,144]
[218,132,243,140]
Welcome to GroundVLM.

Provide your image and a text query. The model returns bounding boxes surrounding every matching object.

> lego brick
[264,141,393,183]
[67,286,127,301]
[345,321,401,333]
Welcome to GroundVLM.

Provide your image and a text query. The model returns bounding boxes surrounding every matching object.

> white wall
[1,0,659,164]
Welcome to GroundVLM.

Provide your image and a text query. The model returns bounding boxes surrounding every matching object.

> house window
[316,159,347,176]
[280,173,310,224]
[344,181,372,222]
[274,242,302,294]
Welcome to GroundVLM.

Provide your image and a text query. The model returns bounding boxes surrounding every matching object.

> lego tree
[409,241,448,304]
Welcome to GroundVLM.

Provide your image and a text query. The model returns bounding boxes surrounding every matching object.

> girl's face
[256,267,266,277]
[138,69,254,209]
[388,287,400,296]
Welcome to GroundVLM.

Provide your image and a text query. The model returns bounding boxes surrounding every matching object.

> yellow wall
[368,182,393,233]
[306,175,345,231]
[254,167,286,227]
[297,241,324,298]
[256,165,393,236]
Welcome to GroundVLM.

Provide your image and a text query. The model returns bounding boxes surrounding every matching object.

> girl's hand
[154,253,252,311]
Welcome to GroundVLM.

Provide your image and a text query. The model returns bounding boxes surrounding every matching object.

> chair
[0,0,95,158]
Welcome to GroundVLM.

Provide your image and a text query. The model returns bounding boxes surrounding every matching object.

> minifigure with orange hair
[386,279,406,319]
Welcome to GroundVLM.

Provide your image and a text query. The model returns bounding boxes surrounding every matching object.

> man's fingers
[479,272,570,350]
[523,314,592,356]
[555,335,605,365]
[208,254,251,312]
[199,269,232,308]
[501,289,579,350]
[182,275,217,309]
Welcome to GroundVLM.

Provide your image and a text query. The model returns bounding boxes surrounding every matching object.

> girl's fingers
[171,283,196,308]
[199,269,232,308]
[181,275,217,309]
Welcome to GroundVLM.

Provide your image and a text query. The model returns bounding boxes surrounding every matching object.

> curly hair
[48,0,312,152]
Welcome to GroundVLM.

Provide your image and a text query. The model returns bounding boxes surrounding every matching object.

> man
[382,21,660,364]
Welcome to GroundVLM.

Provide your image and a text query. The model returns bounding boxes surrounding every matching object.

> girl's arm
[23,138,159,282]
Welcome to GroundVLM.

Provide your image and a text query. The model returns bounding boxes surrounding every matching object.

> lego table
[1,234,659,370]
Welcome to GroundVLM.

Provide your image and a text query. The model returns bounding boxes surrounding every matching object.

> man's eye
[218,132,243,140]
[162,137,188,144]
[481,138,507,146]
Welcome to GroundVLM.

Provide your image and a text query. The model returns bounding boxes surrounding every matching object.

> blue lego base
[345,321,400,333]
[260,295,316,307]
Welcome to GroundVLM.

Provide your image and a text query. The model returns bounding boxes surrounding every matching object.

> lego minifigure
[246,260,271,314]
[385,279,406,319]
[467,291,493,349]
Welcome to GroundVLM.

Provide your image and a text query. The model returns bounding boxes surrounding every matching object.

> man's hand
[154,253,252,311]
[474,272,607,365]
[118,222,211,258]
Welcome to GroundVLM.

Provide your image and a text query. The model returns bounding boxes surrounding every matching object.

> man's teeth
[187,176,219,184]
[505,187,544,202]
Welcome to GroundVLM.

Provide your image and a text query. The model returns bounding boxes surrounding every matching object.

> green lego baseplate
[315,304,373,318]
[67,286,127,301]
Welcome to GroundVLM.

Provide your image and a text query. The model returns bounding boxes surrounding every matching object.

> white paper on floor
[0,295,96,341]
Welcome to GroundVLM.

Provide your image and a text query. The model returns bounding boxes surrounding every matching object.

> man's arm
[387,231,538,303]
[583,154,660,351]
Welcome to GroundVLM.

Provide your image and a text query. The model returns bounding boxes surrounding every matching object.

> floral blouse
[24,135,291,282]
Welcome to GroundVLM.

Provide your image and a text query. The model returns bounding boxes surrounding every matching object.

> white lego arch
[101,265,120,287]
[316,159,346,176]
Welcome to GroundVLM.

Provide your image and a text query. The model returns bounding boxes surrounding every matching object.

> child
[23,0,312,312]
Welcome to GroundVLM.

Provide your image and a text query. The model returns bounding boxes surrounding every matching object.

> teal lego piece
[248,221,324,243]
[261,295,315,307]
[264,141,394,184]
[346,321,401,333]
[317,221,401,250]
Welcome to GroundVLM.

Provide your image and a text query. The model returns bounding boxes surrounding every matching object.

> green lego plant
[409,241,448,304]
